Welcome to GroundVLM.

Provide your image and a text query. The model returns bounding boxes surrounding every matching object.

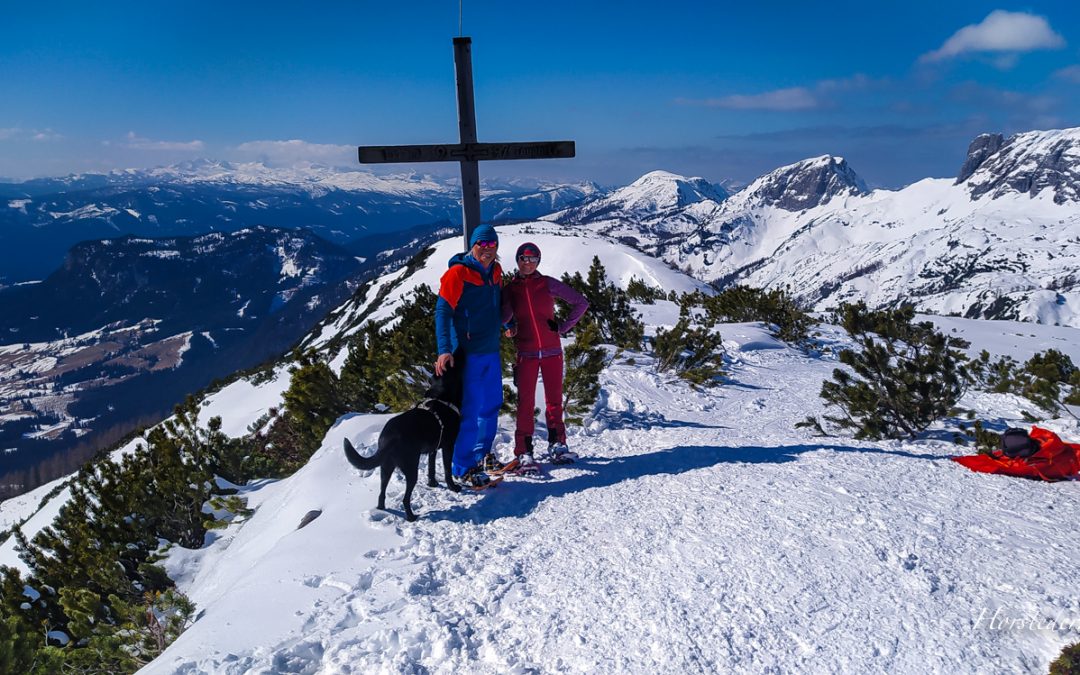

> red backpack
[952,427,1080,481]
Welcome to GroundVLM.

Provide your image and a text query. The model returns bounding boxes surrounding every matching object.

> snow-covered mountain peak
[958,126,1080,204]
[541,129,1079,328]
[617,170,729,212]
[734,154,868,212]
[540,170,728,239]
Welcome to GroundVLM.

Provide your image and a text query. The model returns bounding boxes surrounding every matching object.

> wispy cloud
[0,126,64,142]
[949,82,1057,113]
[815,74,880,93]
[946,83,1063,132]
[677,87,819,111]
[1055,65,1080,83]
[677,74,882,111]
[117,131,204,151]
[232,139,355,166]
[920,10,1065,64]
[715,121,987,144]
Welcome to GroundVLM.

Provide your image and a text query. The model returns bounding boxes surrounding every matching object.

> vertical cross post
[453,37,481,251]
[358,37,574,252]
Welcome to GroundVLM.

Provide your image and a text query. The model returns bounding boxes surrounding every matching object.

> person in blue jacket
[434,223,507,489]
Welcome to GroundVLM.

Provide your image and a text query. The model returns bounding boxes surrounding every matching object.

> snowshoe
[482,453,511,475]
[543,443,577,465]
[460,467,501,490]
[504,453,543,477]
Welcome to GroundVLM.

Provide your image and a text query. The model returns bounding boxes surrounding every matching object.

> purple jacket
[501,272,589,358]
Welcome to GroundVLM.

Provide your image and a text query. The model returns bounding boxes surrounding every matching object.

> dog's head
[426,348,465,409]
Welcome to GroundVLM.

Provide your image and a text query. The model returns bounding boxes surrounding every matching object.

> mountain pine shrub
[1,403,234,672]
[369,285,441,411]
[1050,642,1080,675]
[280,353,344,458]
[0,567,60,674]
[684,285,814,346]
[562,321,607,424]
[968,348,1080,420]
[338,323,382,413]
[337,284,447,414]
[652,307,726,387]
[952,419,1004,455]
[561,256,644,350]
[1020,349,1079,419]
[626,277,666,304]
[816,302,970,440]
[243,406,313,478]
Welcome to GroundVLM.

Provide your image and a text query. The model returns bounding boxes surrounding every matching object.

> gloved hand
[547,319,559,332]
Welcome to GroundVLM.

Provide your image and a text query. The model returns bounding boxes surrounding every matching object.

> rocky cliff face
[737,155,868,212]
[958,127,1080,204]
[956,133,1005,183]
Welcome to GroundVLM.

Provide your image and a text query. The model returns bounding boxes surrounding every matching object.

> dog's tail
[343,437,381,470]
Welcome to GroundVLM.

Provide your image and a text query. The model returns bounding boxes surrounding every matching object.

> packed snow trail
[146,324,1080,674]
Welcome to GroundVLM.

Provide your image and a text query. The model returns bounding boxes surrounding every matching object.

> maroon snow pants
[514,353,566,454]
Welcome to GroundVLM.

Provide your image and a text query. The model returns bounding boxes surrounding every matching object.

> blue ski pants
[452,351,503,476]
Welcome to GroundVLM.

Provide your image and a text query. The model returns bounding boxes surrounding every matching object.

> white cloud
[0,126,63,142]
[1055,65,1080,83]
[815,74,879,92]
[231,139,356,166]
[123,131,204,151]
[676,74,885,112]
[676,87,819,111]
[32,129,63,142]
[920,10,1065,63]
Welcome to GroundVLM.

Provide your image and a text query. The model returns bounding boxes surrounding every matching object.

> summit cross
[358,37,575,250]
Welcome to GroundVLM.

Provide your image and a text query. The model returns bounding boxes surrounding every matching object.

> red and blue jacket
[435,252,503,356]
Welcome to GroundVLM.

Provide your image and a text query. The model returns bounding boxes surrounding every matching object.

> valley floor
[143,321,1080,674]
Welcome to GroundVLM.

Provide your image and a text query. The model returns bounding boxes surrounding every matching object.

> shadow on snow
[423,441,944,523]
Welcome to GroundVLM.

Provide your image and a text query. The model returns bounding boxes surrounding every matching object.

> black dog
[343,356,463,521]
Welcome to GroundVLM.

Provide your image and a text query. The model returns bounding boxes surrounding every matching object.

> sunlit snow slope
[127,227,1080,674]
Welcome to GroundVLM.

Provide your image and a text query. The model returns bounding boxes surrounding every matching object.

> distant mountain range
[546,127,1080,327]
[0,161,601,284]
[0,227,367,496]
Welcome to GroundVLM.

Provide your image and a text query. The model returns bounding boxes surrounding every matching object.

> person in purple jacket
[501,242,589,469]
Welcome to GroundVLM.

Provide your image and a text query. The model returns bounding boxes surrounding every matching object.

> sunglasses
[517,255,540,264]
[475,240,498,249]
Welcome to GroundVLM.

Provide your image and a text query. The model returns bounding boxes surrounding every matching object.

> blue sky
[2,1,1079,187]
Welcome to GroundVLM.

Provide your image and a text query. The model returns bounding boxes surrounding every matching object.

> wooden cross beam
[358,37,575,250]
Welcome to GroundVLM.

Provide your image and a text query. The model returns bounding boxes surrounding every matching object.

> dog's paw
[448,482,462,493]
[405,513,418,522]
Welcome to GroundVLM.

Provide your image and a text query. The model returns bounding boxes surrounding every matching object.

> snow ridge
[545,128,1080,328]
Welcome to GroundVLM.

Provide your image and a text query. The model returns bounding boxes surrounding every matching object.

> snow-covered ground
[4,225,1078,673]
[141,319,1080,674]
